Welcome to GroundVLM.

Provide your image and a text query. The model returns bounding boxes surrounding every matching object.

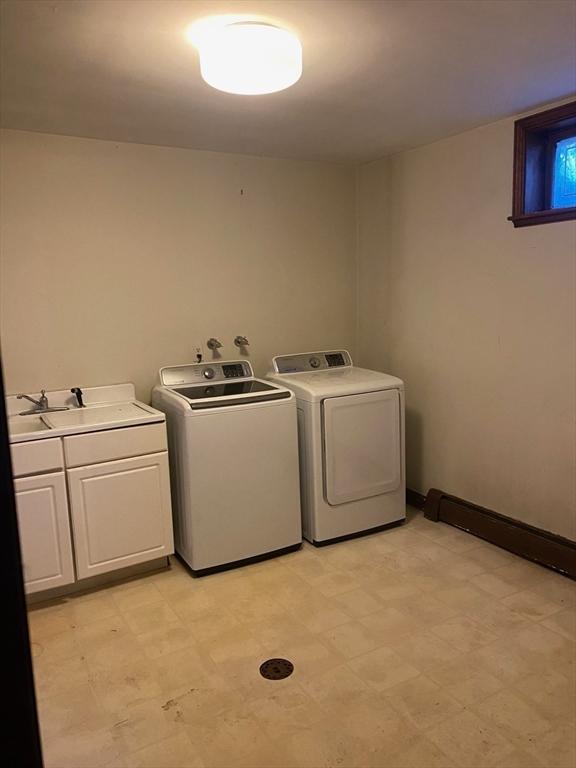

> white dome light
[188,19,302,96]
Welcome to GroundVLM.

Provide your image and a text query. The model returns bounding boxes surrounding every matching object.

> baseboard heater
[423,488,576,579]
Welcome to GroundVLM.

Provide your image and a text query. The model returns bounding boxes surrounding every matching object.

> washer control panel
[222,363,245,378]
[160,360,254,386]
[273,350,352,374]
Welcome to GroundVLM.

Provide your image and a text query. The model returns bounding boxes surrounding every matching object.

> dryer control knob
[309,356,321,369]
[203,367,215,380]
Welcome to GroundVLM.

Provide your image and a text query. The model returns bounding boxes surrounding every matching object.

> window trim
[509,101,576,228]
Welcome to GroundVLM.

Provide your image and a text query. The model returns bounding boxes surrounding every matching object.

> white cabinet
[14,472,75,594]
[12,416,174,595]
[67,452,174,579]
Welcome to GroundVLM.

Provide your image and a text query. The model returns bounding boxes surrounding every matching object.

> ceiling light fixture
[187,18,302,96]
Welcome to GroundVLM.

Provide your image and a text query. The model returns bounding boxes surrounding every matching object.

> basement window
[509,101,576,227]
[551,136,576,209]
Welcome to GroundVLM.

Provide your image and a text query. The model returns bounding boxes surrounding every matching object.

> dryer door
[322,389,401,506]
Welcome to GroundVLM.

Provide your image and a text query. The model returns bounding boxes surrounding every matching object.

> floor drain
[259,658,294,680]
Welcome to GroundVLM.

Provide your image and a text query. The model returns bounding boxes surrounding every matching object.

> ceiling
[1,0,575,163]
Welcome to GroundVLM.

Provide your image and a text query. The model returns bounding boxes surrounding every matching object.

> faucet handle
[71,387,85,408]
[234,336,249,347]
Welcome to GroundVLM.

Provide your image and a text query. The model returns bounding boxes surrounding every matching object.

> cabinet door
[67,452,174,579]
[14,472,75,594]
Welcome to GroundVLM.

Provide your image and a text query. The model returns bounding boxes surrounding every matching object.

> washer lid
[169,378,291,409]
[270,366,403,402]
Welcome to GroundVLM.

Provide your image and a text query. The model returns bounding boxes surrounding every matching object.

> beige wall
[0,129,356,400]
[3,117,575,540]
[358,114,576,540]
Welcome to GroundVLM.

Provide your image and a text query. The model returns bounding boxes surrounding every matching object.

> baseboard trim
[406,488,426,510]
[423,488,576,579]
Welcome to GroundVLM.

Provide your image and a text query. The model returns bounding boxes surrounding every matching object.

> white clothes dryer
[152,360,302,574]
[268,350,405,545]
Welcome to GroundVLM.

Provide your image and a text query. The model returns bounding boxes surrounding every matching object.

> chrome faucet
[16,389,69,415]
[18,390,48,410]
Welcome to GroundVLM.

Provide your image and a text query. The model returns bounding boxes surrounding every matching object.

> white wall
[358,114,576,540]
[0,130,356,400]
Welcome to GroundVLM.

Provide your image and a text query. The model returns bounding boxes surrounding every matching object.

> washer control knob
[309,356,321,369]
[203,367,215,380]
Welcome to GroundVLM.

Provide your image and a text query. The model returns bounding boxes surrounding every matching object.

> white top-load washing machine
[268,350,405,545]
[152,360,302,575]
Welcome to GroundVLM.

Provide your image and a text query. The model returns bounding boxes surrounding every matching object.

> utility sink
[8,415,51,436]
[42,402,151,429]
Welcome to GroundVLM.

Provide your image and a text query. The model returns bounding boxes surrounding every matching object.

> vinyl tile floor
[29,508,576,768]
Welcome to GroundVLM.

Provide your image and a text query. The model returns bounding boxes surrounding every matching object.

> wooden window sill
[508,207,576,228]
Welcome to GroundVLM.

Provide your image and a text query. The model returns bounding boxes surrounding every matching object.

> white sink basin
[42,402,150,429]
[8,415,51,436]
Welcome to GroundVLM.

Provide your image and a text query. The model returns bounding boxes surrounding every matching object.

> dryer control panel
[273,350,352,374]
